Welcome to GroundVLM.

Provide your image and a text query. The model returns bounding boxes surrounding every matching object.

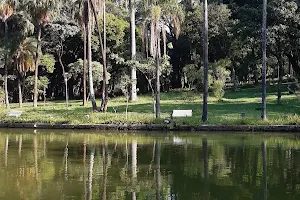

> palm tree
[202,0,208,122]
[26,0,58,107]
[0,3,13,109]
[84,0,98,110]
[129,0,137,102]
[261,0,267,120]
[151,6,161,119]
[88,0,109,112]
[100,0,109,112]
[14,38,36,107]
[76,9,87,106]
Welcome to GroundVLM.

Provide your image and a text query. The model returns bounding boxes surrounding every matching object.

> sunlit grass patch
[0,86,300,125]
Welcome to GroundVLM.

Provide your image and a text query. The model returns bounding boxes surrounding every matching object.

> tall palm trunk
[88,0,108,112]
[100,0,109,112]
[33,26,42,108]
[87,0,97,111]
[130,0,137,102]
[18,75,22,108]
[4,21,9,108]
[162,25,167,56]
[261,0,267,120]
[202,0,208,122]
[277,57,283,104]
[83,24,87,106]
[155,50,160,119]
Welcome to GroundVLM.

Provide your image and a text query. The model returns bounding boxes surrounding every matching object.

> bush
[212,80,225,101]
[0,87,4,105]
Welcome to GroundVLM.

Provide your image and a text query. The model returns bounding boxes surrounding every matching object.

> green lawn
[1,85,300,125]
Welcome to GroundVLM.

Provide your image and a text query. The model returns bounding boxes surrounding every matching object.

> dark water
[0,130,300,200]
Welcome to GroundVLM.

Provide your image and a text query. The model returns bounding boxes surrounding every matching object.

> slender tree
[202,0,208,122]
[88,0,108,112]
[85,0,97,110]
[0,3,13,109]
[76,10,87,106]
[129,0,137,101]
[28,1,57,107]
[151,6,161,119]
[100,0,109,112]
[261,0,267,120]
[14,38,36,107]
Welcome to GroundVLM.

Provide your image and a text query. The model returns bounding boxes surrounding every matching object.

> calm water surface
[0,130,300,200]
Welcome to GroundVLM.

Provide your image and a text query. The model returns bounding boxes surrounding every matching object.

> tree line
[0,0,299,122]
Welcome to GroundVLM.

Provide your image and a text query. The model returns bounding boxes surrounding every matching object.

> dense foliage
[0,0,299,116]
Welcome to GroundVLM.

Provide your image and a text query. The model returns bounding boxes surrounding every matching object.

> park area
[1,85,300,126]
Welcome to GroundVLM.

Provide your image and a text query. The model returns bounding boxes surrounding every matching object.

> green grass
[1,85,300,125]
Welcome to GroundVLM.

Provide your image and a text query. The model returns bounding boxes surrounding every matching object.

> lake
[0,129,299,200]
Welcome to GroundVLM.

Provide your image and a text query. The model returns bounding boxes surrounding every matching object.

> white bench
[171,110,192,119]
[7,110,22,118]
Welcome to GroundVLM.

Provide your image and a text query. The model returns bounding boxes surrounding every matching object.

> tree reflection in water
[0,133,299,200]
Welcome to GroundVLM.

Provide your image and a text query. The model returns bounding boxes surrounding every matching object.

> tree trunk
[202,0,209,122]
[277,57,283,104]
[155,49,160,119]
[289,59,293,76]
[232,66,237,92]
[58,55,69,110]
[261,0,267,120]
[83,24,87,106]
[4,21,9,109]
[18,76,23,108]
[130,0,137,102]
[162,25,167,56]
[87,0,98,111]
[33,26,42,108]
[100,0,109,112]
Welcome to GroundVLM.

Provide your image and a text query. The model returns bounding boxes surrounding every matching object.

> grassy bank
[1,85,300,125]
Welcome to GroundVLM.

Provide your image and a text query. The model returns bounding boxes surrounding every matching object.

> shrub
[212,80,225,101]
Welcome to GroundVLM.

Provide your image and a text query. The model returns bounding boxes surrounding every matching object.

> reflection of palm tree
[88,148,95,200]
[262,142,268,200]
[83,138,87,200]
[34,136,38,180]
[202,138,209,200]
[156,142,161,200]
[18,135,22,157]
[5,136,8,167]
[132,141,137,200]
[100,143,108,200]
[64,141,69,180]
